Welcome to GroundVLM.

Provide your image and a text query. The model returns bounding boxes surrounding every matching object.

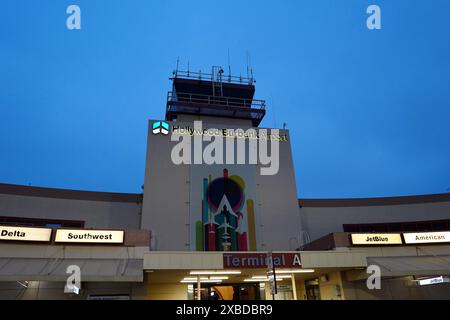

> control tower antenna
[175,57,180,77]
[249,53,254,83]
[227,49,232,82]
[246,51,250,82]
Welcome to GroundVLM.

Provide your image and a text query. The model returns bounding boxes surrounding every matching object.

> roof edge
[0,183,142,203]
[299,193,450,207]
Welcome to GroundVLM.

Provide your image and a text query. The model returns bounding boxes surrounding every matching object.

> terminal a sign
[351,233,403,245]
[55,229,124,244]
[223,252,302,269]
[403,231,450,244]
[0,226,52,242]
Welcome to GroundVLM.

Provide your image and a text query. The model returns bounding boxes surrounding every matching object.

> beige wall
[146,283,187,300]
[296,278,307,300]
[0,194,142,229]
[318,271,344,300]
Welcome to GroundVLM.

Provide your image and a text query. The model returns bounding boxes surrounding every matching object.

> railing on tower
[171,69,255,86]
[166,66,265,126]
[166,91,265,110]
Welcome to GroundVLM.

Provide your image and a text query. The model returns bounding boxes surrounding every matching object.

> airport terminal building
[1,68,450,300]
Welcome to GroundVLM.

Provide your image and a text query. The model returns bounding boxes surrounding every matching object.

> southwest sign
[0,226,52,242]
[351,233,402,245]
[223,252,301,269]
[55,229,124,244]
[403,231,450,244]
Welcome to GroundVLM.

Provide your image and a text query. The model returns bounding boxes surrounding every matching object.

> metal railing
[167,91,265,110]
[171,69,255,85]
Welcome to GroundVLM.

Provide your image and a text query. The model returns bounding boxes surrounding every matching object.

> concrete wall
[0,193,142,229]
[141,119,302,251]
[300,200,450,242]
[256,129,302,251]
[141,120,190,250]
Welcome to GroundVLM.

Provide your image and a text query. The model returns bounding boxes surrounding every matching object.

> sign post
[266,251,277,300]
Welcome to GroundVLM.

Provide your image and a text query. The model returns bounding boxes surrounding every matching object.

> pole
[291,273,297,300]
[197,275,201,300]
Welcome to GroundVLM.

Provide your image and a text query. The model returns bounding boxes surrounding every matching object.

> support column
[291,273,297,300]
[197,276,201,300]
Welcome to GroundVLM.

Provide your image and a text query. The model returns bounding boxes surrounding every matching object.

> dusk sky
[1,0,449,198]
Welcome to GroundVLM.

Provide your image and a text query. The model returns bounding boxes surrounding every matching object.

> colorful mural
[190,166,259,251]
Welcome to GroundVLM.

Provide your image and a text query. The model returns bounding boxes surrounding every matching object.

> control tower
[165,66,266,127]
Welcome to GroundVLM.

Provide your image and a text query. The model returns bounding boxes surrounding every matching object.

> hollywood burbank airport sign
[223,252,302,269]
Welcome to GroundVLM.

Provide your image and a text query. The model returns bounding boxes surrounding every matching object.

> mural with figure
[190,165,259,251]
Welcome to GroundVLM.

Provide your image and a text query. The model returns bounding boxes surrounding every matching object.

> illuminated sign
[351,233,402,245]
[172,125,289,141]
[55,229,124,244]
[418,276,448,286]
[403,231,450,244]
[223,253,301,269]
[0,226,52,242]
[153,121,169,135]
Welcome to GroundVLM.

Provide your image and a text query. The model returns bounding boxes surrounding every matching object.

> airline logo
[55,229,124,244]
[403,231,450,244]
[351,233,403,245]
[0,226,52,242]
[153,121,169,135]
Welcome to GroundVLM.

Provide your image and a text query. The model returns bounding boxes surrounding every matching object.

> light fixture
[190,270,241,275]
[244,279,269,282]
[244,276,291,282]
[181,279,223,284]
[16,281,29,289]
[251,275,292,280]
[276,269,315,274]
[209,276,229,280]
[182,277,208,281]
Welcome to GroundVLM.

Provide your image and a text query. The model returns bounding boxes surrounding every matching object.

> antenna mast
[227,49,232,82]
[175,57,180,77]
[246,51,250,82]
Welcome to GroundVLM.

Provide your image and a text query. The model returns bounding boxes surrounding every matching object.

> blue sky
[0,0,449,198]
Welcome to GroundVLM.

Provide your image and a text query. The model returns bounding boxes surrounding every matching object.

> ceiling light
[244,279,269,282]
[277,275,292,279]
[276,269,315,274]
[182,277,208,281]
[180,279,223,284]
[190,270,241,275]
